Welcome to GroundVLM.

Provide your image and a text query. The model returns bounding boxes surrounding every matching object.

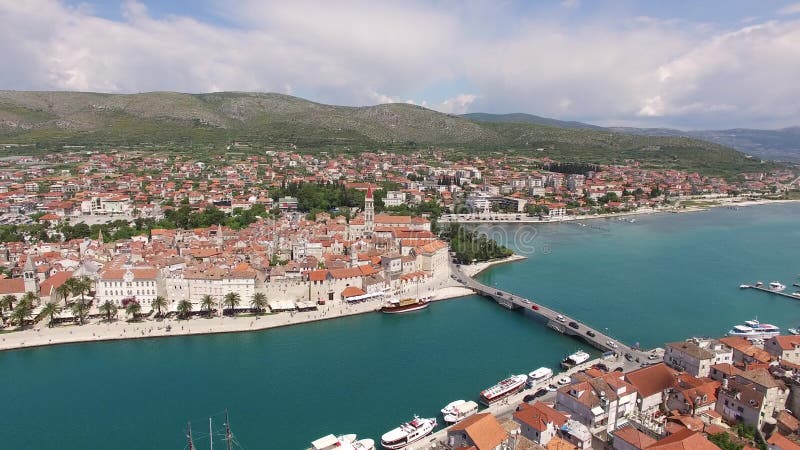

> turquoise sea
[1,203,799,449]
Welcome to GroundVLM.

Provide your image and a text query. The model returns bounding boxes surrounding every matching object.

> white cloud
[561,0,581,9]
[435,94,478,115]
[0,0,799,128]
[779,3,800,15]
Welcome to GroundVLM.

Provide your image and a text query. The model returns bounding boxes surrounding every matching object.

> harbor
[1,203,799,449]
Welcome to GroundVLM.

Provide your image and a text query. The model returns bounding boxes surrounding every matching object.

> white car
[606,341,618,349]
[556,315,565,322]
[557,376,571,385]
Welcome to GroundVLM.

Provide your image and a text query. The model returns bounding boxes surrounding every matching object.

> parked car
[523,389,548,402]
[648,354,659,360]
[531,304,539,311]
[568,321,579,329]
[624,353,634,361]
[557,376,571,385]
[496,291,503,296]
[586,330,596,337]
[592,363,609,372]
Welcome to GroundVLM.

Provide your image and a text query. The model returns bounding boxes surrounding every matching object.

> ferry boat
[443,400,479,424]
[769,282,787,292]
[380,416,436,449]
[527,367,554,385]
[561,350,591,369]
[311,434,375,450]
[479,374,528,405]
[380,297,430,314]
[727,319,781,339]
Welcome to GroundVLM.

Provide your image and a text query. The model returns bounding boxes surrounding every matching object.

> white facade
[384,191,406,207]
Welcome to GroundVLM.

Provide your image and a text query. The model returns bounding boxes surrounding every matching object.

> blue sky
[3,0,800,129]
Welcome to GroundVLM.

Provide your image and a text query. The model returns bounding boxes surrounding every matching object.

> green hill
[0,90,769,176]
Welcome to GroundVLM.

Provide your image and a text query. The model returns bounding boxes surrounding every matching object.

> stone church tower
[364,185,374,235]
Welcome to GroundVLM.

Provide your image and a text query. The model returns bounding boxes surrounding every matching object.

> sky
[1,0,800,130]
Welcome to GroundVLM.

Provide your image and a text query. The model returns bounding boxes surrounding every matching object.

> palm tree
[152,296,167,318]
[200,295,216,317]
[250,292,268,314]
[21,291,39,307]
[177,299,193,319]
[71,300,89,325]
[223,292,241,316]
[99,301,117,321]
[10,299,33,327]
[55,283,72,306]
[0,294,16,321]
[37,302,62,328]
[125,301,142,321]
[72,277,92,305]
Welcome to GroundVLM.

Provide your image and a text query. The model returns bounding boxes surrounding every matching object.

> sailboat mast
[209,417,213,450]
[187,422,195,450]
[225,410,233,450]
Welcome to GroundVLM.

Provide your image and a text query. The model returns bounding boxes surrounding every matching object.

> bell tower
[23,256,38,294]
[364,185,374,235]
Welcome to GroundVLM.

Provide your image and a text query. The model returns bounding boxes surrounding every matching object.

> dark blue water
[1,203,798,449]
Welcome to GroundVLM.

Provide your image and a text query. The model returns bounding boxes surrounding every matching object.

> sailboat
[381,277,430,314]
[186,410,238,450]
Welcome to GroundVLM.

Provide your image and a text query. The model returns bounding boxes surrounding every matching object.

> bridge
[451,263,652,359]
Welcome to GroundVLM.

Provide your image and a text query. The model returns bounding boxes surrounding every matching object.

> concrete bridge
[452,263,652,359]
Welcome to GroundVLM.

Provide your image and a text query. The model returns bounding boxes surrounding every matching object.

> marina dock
[452,263,648,358]
[741,284,800,300]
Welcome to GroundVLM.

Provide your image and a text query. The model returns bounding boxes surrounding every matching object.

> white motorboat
[443,400,479,424]
[769,282,786,292]
[380,416,436,449]
[561,350,591,369]
[527,367,554,385]
[311,434,375,450]
[479,374,528,405]
[441,400,465,416]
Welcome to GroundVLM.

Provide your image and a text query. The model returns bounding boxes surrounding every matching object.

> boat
[792,292,800,298]
[739,284,750,289]
[441,400,465,416]
[527,367,554,385]
[479,374,528,405]
[788,328,800,335]
[769,282,787,292]
[561,350,591,369]
[380,416,436,449]
[381,297,430,314]
[727,319,781,339]
[443,400,479,424]
[311,434,375,450]
[755,281,764,287]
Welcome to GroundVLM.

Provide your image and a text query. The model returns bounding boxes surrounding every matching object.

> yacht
[443,400,479,424]
[755,281,764,288]
[479,374,528,405]
[788,328,800,335]
[792,292,800,299]
[381,297,430,314]
[727,319,781,339]
[310,434,375,450]
[380,416,436,449]
[561,350,591,369]
[441,400,465,416]
[769,282,786,292]
[527,367,554,385]
[739,284,750,289]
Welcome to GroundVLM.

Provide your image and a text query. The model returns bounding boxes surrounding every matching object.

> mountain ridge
[0,90,773,176]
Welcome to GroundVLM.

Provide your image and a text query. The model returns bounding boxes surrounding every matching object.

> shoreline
[439,197,800,224]
[0,284,478,353]
[458,254,527,278]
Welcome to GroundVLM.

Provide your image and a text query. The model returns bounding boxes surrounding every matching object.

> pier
[741,284,800,301]
[452,263,649,358]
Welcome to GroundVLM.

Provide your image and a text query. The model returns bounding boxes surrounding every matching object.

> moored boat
[381,297,430,314]
[769,281,787,292]
[788,328,800,335]
[380,416,436,449]
[479,374,527,405]
[443,400,479,424]
[527,367,554,386]
[561,350,591,369]
[441,399,465,416]
[727,319,781,339]
[311,434,375,450]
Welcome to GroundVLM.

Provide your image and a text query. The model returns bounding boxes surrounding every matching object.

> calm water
[2,203,799,449]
